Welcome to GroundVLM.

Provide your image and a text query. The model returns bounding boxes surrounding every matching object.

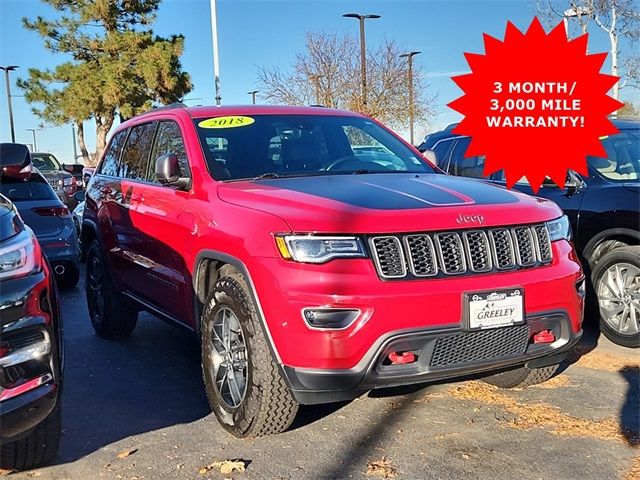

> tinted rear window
[0,174,57,201]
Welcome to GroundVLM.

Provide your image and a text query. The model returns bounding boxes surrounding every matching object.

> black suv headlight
[275,235,367,263]
[546,215,572,242]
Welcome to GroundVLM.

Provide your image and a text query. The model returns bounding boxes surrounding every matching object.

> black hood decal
[257,174,519,210]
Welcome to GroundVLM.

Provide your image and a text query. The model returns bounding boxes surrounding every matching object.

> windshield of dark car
[0,174,57,201]
[588,130,639,182]
[31,153,62,171]
[193,114,434,181]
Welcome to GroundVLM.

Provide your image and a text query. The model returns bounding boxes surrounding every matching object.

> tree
[257,33,436,131]
[618,101,639,116]
[18,0,191,165]
[537,0,640,99]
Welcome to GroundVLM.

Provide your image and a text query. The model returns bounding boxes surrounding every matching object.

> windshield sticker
[198,116,255,129]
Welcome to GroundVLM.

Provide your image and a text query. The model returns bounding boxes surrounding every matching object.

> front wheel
[592,246,640,348]
[0,405,61,470]
[201,274,298,437]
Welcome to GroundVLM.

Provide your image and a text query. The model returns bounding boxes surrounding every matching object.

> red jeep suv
[82,105,584,437]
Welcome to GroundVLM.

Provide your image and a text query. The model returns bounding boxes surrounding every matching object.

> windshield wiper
[252,172,282,180]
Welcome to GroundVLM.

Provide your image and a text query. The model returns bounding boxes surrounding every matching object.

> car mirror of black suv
[155,153,190,190]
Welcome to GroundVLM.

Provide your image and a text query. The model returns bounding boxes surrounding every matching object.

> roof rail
[149,102,188,112]
[308,104,326,108]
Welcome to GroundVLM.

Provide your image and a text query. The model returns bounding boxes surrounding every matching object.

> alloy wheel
[597,262,640,336]
[87,255,105,321]
[210,307,248,408]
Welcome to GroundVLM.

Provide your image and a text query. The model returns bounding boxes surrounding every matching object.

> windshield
[31,153,62,171]
[193,114,435,181]
[588,130,639,182]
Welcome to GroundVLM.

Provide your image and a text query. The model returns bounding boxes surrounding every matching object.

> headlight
[546,215,572,242]
[0,230,40,280]
[62,177,75,186]
[275,235,366,263]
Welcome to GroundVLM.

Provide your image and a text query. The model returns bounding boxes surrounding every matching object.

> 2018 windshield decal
[198,116,255,129]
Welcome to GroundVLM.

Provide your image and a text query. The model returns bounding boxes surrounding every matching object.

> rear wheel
[592,246,640,348]
[482,364,560,388]
[201,273,298,437]
[85,240,137,338]
[0,404,61,470]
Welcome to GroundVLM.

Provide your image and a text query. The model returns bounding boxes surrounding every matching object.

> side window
[150,121,191,182]
[448,137,487,179]
[120,122,156,181]
[432,138,455,170]
[99,129,128,177]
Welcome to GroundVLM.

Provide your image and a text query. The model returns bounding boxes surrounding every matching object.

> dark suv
[422,118,639,347]
[83,105,583,437]
[0,194,63,470]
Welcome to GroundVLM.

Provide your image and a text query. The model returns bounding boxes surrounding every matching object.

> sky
[0,0,637,163]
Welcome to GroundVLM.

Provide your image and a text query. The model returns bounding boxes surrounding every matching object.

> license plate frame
[464,288,525,331]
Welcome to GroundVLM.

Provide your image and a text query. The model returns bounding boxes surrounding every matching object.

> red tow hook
[533,330,555,344]
[389,351,416,365]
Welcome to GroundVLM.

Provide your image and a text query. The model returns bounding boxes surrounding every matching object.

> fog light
[0,331,50,367]
[302,308,360,329]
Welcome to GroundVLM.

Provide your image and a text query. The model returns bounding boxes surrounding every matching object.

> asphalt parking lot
[6,269,639,480]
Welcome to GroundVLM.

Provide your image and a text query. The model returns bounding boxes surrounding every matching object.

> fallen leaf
[198,459,248,475]
[117,448,138,459]
[462,453,471,459]
[366,458,397,478]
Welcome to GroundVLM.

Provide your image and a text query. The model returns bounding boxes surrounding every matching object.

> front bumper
[0,264,63,443]
[250,240,584,371]
[284,310,582,404]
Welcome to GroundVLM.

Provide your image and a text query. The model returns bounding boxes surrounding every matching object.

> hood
[623,182,640,193]
[217,173,563,233]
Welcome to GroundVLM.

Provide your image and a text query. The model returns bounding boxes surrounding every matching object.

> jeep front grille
[369,224,553,280]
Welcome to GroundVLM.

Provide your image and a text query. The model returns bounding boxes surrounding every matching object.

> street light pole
[0,65,19,142]
[342,13,380,107]
[26,128,38,151]
[210,0,221,105]
[400,51,421,146]
[247,90,259,105]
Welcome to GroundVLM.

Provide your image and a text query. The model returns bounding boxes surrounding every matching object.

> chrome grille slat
[489,228,516,270]
[404,235,438,277]
[435,232,466,274]
[370,236,406,278]
[463,230,492,273]
[533,225,552,263]
[512,227,536,266]
[370,224,552,279]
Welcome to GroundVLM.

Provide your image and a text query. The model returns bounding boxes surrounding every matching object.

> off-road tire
[201,273,298,437]
[0,405,61,470]
[56,265,79,288]
[482,364,560,388]
[86,239,137,338]
[591,246,640,348]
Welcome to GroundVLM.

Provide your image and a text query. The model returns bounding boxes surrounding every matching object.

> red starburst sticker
[448,17,624,193]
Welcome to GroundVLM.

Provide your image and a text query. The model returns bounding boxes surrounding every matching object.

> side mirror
[565,171,584,195]
[73,190,85,202]
[0,143,32,181]
[155,153,189,189]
